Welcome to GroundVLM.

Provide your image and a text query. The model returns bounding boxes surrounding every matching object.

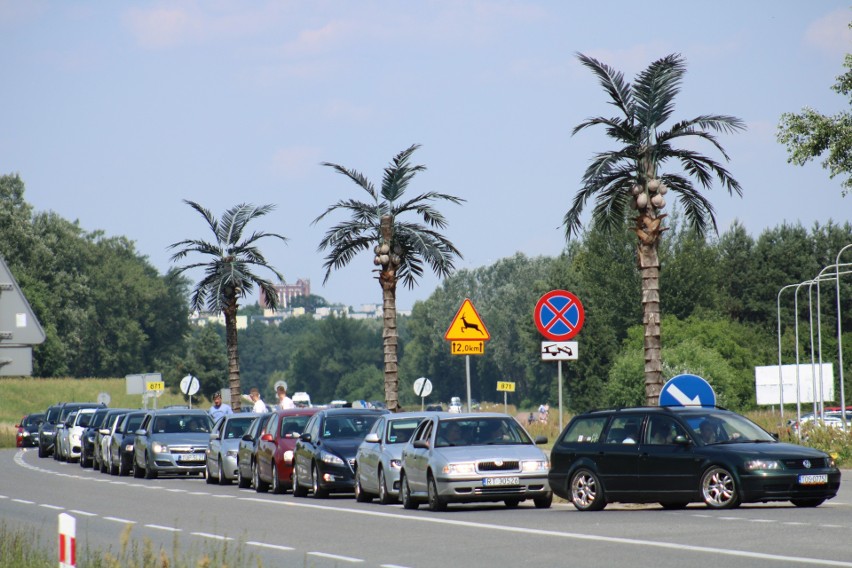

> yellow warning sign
[444,298,490,341]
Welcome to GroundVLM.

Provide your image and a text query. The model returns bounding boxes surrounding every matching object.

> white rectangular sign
[541,341,578,361]
[754,363,834,405]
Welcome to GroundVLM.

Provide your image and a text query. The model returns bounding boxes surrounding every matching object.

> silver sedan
[206,413,261,485]
[399,413,552,511]
[355,412,430,504]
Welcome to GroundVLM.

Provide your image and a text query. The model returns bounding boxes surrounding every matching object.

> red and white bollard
[58,513,76,568]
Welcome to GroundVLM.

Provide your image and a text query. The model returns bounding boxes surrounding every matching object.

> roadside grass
[0,522,261,568]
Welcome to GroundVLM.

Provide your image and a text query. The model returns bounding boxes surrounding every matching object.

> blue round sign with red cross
[534,290,585,341]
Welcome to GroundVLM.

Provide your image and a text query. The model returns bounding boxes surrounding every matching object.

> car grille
[474,486,525,495]
[477,460,520,473]
[169,445,206,454]
[783,458,830,469]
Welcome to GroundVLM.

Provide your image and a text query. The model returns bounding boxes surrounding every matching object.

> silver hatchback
[399,413,552,511]
[133,409,213,479]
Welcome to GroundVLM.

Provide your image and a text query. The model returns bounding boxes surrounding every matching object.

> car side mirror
[134,429,147,436]
[260,433,274,442]
[413,439,429,449]
[99,428,110,435]
[56,424,65,430]
[209,432,219,441]
[300,433,312,443]
[771,432,779,441]
[534,435,548,445]
[364,433,380,443]
[673,435,690,445]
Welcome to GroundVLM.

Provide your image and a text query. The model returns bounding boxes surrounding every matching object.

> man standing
[244,387,268,413]
[276,381,295,410]
[209,391,233,421]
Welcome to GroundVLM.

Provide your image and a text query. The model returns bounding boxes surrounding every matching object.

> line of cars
[27,400,839,514]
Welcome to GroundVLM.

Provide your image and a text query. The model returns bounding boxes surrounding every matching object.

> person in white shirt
[276,381,295,410]
[242,387,268,413]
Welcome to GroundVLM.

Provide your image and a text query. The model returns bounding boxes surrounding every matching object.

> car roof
[317,407,389,416]
[146,408,211,416]
[272,407,319,417]
[578,406,732,418]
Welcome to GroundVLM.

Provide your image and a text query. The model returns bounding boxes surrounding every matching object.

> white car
[60,408,97,462]
[448,397,463,413]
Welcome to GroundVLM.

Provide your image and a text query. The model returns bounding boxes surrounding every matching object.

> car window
[604,416,644,444]
[322,415,380,438]
[644,416,687,445]
[561,416,608,443]
[224,417,254,439]
[684,411,775,444]
[386,418,425,444]
[370,417,385,438]
[279,415,310,438]
[77,412,94,427]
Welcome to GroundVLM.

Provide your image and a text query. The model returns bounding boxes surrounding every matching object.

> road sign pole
[465,355,472,413]
[504,391,507,414]
[558,361,563,433]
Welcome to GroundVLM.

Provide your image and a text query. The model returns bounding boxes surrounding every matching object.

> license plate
[483,476,520,487]
[179,454,205,462]
[798,474,828,485]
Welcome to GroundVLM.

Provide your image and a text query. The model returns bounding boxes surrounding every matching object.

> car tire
[237,461,251,489]
[254,461,269,492]
[109,451,119,476]
[570,468,606,511]
[133,456,144,478]
[292,464,308,497]
[427,474,447,512]
[119,454,131,477]
[401,473,418,510]
[38,442,47,458]
[534,492,553,509]
[218,457,231,486]
[271,464,284,494]
[206,460,217,484]
[791,498,825,508]
[378,468,395,505]
[700,466,740,509]
[312,463,329,499]
[143,454,158,480]
[504,498,521,509]
[354,469,371,502]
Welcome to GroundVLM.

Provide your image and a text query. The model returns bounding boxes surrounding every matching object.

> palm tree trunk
[638,241,662,405]
[224,297,241,412]
[380,214,400,412]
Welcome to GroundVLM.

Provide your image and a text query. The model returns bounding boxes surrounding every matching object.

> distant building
[260,279,311,309]
[189,313,248,329]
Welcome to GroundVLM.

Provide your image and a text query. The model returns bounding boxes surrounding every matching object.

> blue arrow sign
[660,374,716,407]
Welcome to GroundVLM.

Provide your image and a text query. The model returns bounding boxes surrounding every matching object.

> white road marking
[247,541,295,551]
[40,504,64,510]
[146,524,181,532]
[191,532,233,541]
[308,552,364,563]
[12,499,34,504]
[69,510,97,517]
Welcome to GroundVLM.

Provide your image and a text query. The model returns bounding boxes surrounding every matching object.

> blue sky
[2,1,850,311]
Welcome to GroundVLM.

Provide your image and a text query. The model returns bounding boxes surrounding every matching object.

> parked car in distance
[80,407,114,468]
[399,412,552,511]
[254,408,319,493]
[293,407,388,498]
[355,412,430,504]
[94,409,132,472]
[447,397,463,413]
[133,409,213,479]
[548,406,842,511]
[292,392,312,408]
[51,402,105,460]
[38,404,65,458]
[107,411,148,476]
[206,413,262,485]
[16,413,44,448]
[236,412,274,489]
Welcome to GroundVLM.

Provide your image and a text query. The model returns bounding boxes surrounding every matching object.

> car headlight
[125,443,134,452]
[828,456,837,468]
[320,450,344,466]
[152,442,168,453]
[71,434,81,444]
[744,459,782,471]
[520,459,549,472]
[226,449,238,458]
[389,459,401,470]
[442,463,476,475]
[283,450,294,465]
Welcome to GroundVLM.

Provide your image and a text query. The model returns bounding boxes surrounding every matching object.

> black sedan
[16,413,44,448]
[293,407,388,498]
[549,406,841,511]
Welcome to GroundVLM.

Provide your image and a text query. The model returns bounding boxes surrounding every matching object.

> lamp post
[777,283,801,424]
[836,244,852,429]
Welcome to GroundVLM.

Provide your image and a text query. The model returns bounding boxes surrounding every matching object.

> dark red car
[254,407,319,494]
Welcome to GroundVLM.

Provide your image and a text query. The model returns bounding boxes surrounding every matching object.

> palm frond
[633,53,686,130]
[576,53,634,118]
[321,163,378,201]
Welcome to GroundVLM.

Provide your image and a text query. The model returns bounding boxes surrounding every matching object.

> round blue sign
[659,374,716,407]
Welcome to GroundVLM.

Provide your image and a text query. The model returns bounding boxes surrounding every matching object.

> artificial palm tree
[314,144,464,412]
[564,53,745,405]
[169,200,287,411]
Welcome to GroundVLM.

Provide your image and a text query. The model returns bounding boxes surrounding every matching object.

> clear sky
[2,1,850,311]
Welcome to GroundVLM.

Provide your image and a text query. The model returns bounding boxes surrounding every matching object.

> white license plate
[798,474,828,485]
[179,454,205,462]
[483,476,520,487]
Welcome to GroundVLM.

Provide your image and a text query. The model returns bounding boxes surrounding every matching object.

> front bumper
[738,469,841,503]
[435,473,551,503]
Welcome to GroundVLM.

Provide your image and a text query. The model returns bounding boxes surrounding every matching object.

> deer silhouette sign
[459,315,484,335]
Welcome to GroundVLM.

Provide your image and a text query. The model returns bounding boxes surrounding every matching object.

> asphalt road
[2,448,852,568]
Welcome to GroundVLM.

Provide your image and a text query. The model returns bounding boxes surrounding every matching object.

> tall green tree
[313,144,464,412]
[778,52,852,197]
[564,53,745,405]
[169,201,286,411]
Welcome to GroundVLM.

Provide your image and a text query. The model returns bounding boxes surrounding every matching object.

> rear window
[560,416,608,444]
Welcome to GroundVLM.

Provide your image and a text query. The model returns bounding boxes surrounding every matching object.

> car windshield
[436,417,531,448]
[77,413,94,427]
[322,414,380,439]
[386,418,425,444]
[684,411,775,445]
[153,414,211,434]
[224,417,255,439]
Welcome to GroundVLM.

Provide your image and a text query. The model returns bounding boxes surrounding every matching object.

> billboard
[754,363,834,406]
